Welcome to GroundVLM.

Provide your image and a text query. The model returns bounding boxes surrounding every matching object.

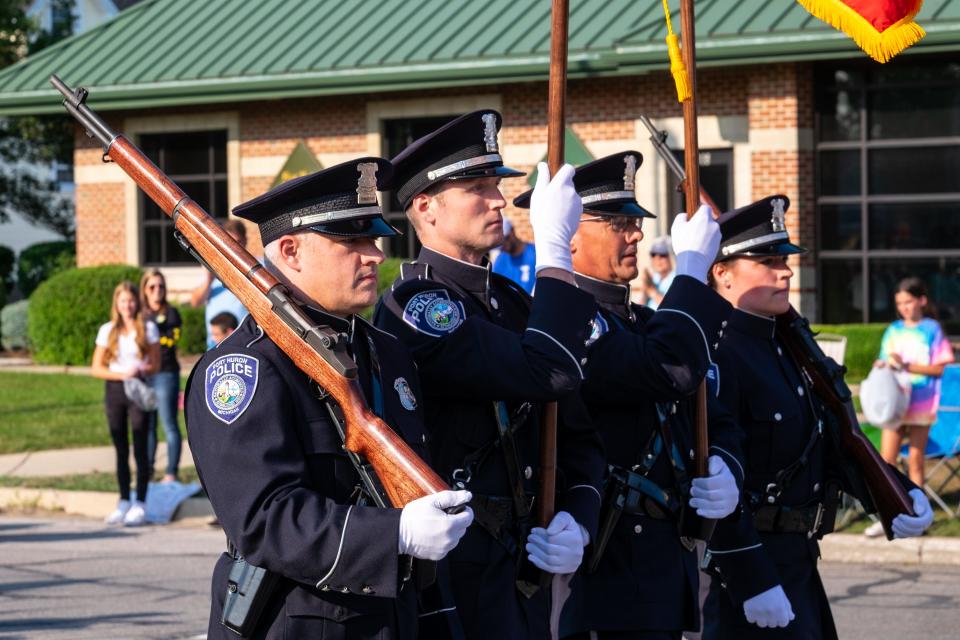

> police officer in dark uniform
[185,158,474,640]
[374,110,606,639]
[701,195,934,639]
[514,152,744,640]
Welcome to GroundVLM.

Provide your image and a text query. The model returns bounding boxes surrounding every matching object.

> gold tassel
[662,0,691,102]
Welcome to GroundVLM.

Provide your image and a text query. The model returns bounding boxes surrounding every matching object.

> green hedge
[358,257,403,320]
[17,241,76,298]
[28,264,142,365]
[1,300,29,351]
[810,323,887,384]
[178,304,207,355]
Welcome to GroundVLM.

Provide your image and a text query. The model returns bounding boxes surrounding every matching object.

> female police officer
[701,195,934,639]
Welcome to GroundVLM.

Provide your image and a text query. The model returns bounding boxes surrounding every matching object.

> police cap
[390,110,525,209]
[512,151,655,218]
[715,195,806,261]
[233,158,398,244]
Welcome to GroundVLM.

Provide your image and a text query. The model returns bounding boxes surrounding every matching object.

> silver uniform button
[340,586,350,593]
[581,357,588,366]
[721,320,728,328]
[524,466,533,480]
[798,386,805,396]
[362,586,374,594]
[814,483,821,492]
[634,524,643,534]
[777,346,783,356]
[774,412,782,421]
[320,584,330,592]
[490,297,499,310]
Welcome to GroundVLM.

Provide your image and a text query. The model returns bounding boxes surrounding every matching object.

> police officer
[185,158,474,640]
[374,110,605,638]
[701,196,934,639]
[514,152,744,640]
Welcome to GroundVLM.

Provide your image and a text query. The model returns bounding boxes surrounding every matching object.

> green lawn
[0,466,201,492]
[0,371,183,453]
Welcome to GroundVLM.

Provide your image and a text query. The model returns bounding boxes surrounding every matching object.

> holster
[221,556,281,637]
[749,483,841,540]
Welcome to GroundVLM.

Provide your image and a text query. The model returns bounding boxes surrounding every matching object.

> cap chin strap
[291,206,383,228]
[721,231,789,256]
[426,153,502,181]
[581,190,636,205]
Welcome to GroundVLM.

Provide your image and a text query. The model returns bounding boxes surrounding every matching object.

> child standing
[866,277,954,537]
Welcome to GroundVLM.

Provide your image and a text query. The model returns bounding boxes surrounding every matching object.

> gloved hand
[525,510,588,575]
[670,204,721,283]
[892,489,934,538]
[743,584,795,628]
[398,490,474,561]
[529,162,582,274]
[689,455,739,519]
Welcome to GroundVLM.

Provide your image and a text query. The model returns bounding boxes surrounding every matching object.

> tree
[0,0,76,240]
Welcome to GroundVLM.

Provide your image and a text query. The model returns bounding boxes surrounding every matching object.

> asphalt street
[1,515,958,639]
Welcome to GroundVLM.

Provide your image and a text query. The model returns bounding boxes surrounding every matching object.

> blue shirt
[493,243,537,294]
[204,277,249,349]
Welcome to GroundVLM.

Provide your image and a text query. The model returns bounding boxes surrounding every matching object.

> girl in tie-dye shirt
[876,278,955,487]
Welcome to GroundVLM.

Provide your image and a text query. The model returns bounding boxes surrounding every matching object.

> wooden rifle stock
[775,308,914,540]
[51,75,447,508]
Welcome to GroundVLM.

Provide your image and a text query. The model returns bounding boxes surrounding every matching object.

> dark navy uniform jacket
[703,309,883,640]
[374,247,606,639]
[563,273,744,634]
[186,308,431,640]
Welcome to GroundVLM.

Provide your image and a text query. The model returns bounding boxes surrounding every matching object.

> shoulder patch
[393,377,417,411]
[205,354,259,424]
[705,362,720,398]
[585,312,610,347]
[402,290,466,337]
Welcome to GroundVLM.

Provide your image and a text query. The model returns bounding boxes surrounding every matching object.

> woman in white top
[92,281,160,526]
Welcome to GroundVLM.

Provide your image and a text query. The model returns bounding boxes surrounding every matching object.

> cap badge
[770,197,786,232]
[623,155,637,191]
[482,113,499,153]
[357,162,378,205]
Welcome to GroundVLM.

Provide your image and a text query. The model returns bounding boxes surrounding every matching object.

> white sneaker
[105,499,131,525]
[864,520,885,538]
[123,501,146,527]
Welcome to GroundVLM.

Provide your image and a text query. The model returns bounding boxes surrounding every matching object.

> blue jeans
[148,371,182,477]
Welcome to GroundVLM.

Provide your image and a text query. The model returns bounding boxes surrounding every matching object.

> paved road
[1,515,959,639]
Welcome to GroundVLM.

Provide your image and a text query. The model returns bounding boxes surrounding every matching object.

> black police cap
[512,151,655,218]
[715,195,806,261]
[233,158,398,244]
[389,110,525,209]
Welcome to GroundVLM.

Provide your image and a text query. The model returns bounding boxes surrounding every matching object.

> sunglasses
[146,284,165,291]
[650,253,669,258]
[581,215,642,234]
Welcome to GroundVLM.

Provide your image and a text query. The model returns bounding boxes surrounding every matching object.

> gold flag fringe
[797,0,926,63]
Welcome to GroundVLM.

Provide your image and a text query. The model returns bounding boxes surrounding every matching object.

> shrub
[1,300,29,351]
[810,323,887,384]
[377,258,403,297]
[177,304,207,355]
[17,241,76,298]
[28,264,142,365]
[0,244,14,294]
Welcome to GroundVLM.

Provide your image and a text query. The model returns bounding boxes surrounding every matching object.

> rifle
[51,75,448,508]
[775,309,914,540]
[638,115,721,215]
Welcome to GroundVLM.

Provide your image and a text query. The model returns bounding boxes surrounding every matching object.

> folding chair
[815,332,848,366]
[900,363,960,518]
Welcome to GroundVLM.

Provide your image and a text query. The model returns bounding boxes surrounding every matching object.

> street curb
[0,487,214,522]
[819,532,960,566]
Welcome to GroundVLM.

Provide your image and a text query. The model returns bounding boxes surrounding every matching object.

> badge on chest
[394,377,418,411]
[205,354,259,424]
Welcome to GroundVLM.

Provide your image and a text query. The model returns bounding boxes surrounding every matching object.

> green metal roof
[2,0,959,115]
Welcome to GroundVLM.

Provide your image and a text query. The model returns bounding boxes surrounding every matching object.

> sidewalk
[0,444,194,477]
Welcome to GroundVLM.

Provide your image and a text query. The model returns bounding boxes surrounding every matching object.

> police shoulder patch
[402,290,466,337]
[205,353,259,424]
[585,312,610,347]
[705,362,720,398]
[394,377,417,411]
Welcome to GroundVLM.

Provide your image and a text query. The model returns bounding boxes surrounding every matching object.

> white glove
[398,490,474,561]
[743,584,795,628]
[670,205,721,283]
[525,510,588,575]
[689,455,739,519]
[529,162,582,274]
[891,489,934,538]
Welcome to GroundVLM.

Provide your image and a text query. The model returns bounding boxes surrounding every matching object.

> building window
[139,130,228,266]
[665,148,733,222]
[815,58,960,331]
[380,116,455,259]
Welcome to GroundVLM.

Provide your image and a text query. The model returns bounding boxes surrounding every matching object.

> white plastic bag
[860,365,909,429]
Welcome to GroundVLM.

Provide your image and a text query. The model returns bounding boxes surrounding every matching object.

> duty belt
[608,464,681,520]
[751,501,836,539]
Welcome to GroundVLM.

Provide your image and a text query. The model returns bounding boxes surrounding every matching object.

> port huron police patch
[402,290,466,337]
[205,354,259,424]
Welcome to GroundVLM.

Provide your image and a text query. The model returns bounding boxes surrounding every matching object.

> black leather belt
[752,502,835,539]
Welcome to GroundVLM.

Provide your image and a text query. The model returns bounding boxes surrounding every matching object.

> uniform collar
[574,272,631,307]
[417,246,491,295]
[304,304,354,339]
[729,308,776,339]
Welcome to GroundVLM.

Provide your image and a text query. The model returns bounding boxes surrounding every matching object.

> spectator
[208,311,238,346]
[638,236,675,310]
[91,281,160,526]
[492,217,536,294]
[190,219,249,349]
[866,277,955,536]
[140,269,182,483]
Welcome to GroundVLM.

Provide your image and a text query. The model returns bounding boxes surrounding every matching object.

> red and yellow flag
[797,0,925,63]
